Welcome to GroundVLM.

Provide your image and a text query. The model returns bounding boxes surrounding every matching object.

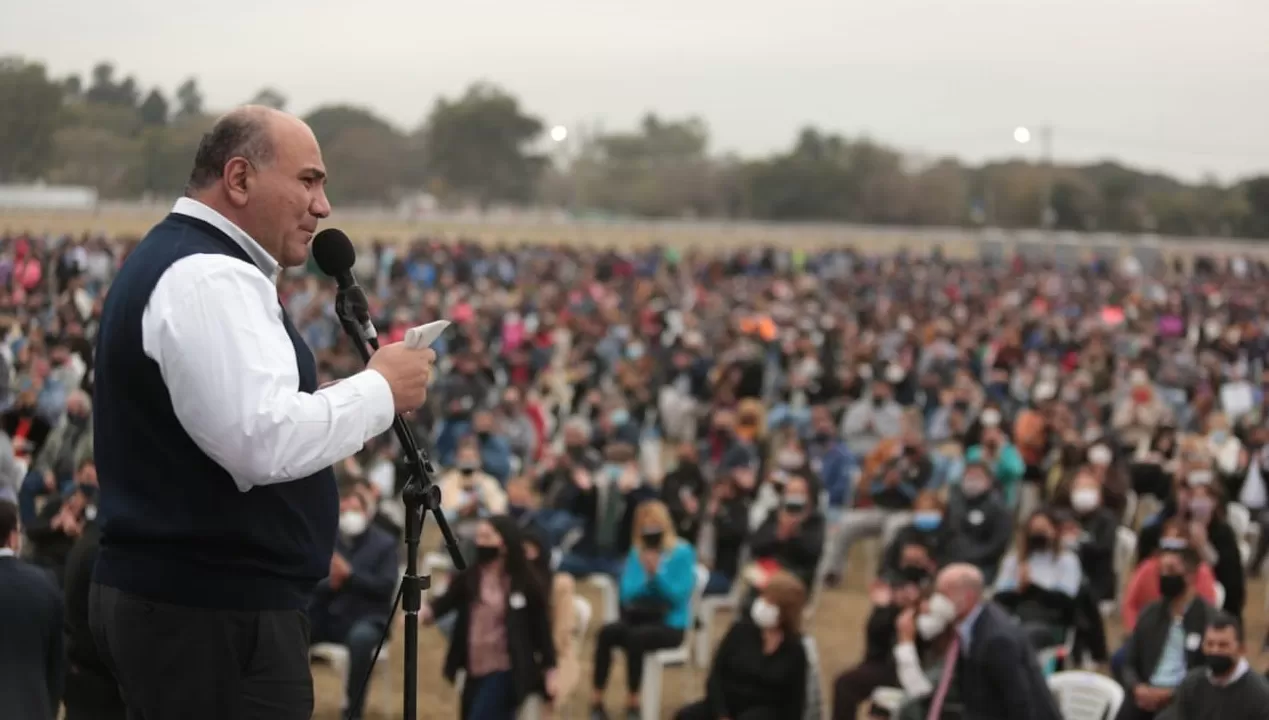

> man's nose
[311,188,332,219]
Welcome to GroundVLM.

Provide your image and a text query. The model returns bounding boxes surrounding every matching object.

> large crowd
[4,227,1269,720]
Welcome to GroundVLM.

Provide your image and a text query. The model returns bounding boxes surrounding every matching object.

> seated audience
[881,490,950,577]
[1162,612,1269,719]
[749,474,825,592]
[423,516,557,720]
[17,389,93,525]
[662,441,708,544]
[964,411,1026,507]
[308,486,401,720]
[440,438,509,555]
[25,460,96,585]
[1061,468,1120,605]
[560,442,648,579]
[700,471,750,596]
[943,461,1013,583]
[826,426,932,584]
[832,571,926,720]
[994,508,1082,650]
[590,500,696,720]
[1115,547,1217,720]
[1140,478,1245,619]
[676,570,809,720]
[1123,520,1218,631]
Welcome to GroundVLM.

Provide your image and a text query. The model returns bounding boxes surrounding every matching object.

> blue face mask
[913,512,943,531]
[610,409,630,427]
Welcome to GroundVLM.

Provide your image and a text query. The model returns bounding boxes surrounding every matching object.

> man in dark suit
[929,563,1062,720]
[0,499,65,720]
[1115,547,1216,720]
[308,484,401,720]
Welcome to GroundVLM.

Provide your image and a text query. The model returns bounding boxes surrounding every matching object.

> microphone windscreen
[312,228,356,277]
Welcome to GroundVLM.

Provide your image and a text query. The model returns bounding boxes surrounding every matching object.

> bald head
[187,106,286,193]
[183,105,330,268]
[934,563,985,620]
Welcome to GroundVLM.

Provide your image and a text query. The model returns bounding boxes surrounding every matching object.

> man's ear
[223,157,253,208]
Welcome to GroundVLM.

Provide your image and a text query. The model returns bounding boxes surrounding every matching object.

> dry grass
[317,526,1269,720]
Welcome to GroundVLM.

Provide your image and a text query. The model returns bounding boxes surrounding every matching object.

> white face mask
[750,597,781,630]
[339,511,367,537]
[917,613,947,640]
[1071,488,1101,513]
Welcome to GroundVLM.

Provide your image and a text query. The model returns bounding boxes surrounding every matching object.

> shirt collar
[0,548,15,558]
[171,197,281,284]
[957,602,986,650]
[1210,658,1250,686]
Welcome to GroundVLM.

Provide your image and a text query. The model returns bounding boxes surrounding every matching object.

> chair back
[571,595,592,648]
[1227,502,1251,536]
[802,635,823,720]
[1048,671,1125,720]
[1114,527,1137,580]
[686,564,709,645]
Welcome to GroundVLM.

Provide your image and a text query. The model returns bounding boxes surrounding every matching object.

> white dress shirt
[142,198,395,492]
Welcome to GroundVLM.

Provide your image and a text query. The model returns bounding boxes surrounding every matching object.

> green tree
[418,82,546,208]
[175,77,204,121]
[249,87,287,111]
[139,89,169,126]
[302,105,408,203]
[0,57,64,181]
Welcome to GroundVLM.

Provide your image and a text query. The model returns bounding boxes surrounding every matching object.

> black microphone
[312,228,377,343]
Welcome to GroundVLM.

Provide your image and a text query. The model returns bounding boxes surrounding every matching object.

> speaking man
[89,106,436,719]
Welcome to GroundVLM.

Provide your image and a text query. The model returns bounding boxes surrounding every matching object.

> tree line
[2,56,1268,238]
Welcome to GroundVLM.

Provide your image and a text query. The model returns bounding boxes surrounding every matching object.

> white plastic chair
[1121,489,1139,529]
[585,574,620,625]
[1215,582,1226,609]
[869,687,905,719]
[1103,526,1138,617]
[1048,670,1125,720]
[802,635,824,720]
[639,565,709,720]
[309,563,406,712]
[1227,502,1251,537]
[695,550,749,666]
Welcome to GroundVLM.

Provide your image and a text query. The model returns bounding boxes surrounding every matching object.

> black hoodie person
[944,461,1014,584]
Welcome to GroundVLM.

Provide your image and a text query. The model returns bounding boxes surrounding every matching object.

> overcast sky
[3,0,1266,182]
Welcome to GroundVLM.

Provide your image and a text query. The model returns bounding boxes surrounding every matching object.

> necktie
[927,635,961,720]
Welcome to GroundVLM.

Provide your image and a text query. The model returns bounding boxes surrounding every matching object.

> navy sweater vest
[92,213,338,611]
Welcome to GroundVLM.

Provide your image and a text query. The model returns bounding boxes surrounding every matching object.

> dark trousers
[833,659,899,720]
[89,583,313,720]
[676,700,782,720]
[593,621,684,694]
[461,670,517,720]
[310,614,387,720]
[63,661,126,720]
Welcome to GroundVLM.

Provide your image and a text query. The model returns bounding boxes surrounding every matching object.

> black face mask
[1026,534,1052,554]
[459,466,476,476]
[783,499,808,515]
[900,564,929,585]
[476,431,491,442]
[813,431,833,444]
[1205,654,1236,676]
[475,544,501,565]
[1159,573,1187,599]
[872,395,887,407]
[641,531,664,550]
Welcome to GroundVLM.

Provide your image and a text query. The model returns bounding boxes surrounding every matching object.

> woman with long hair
[523,526,581,711]
[675,570,809,720]
[590,500,697,720]
[422,516,557,720]
[993,508,1082,650]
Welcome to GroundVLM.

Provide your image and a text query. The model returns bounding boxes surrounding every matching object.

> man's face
[339,494,365,516]
[238,117,330,268]
[1202,626,1241,666]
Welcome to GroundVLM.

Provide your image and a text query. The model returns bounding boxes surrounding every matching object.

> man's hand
[367,344,437,413]
[43,470,56,492]
[329,553,352,590]
[1133,685,1153,710]
[572,468,592,491]
[896,607,917,643]
[617,468,640,493]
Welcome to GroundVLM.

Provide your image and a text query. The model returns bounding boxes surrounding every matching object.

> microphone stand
[335,288,466,720]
